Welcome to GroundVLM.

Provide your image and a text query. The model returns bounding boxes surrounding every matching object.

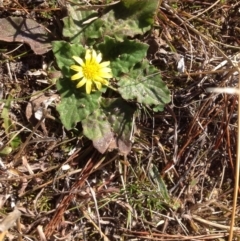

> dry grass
[0,0,240,240]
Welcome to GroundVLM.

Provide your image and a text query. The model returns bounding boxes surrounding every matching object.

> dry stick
[215,95,238,174]
[86,180,101,233]
[207,88,240,241]
[192,215,240,232]
[181,68,236,77]
[0,165,59,182]
[44,151,105,237]
[12,110,48,167]
[183,0,221,23]
[12,0,29,14]
[81,208,109,241]
[228,65,240,241]
[19,151,119,197]
[121,228,227,240]
[166,105,178,164]
[176,101,222,162]
[162,2,233,65]
[162,4,240,239]
[209,74,240,240]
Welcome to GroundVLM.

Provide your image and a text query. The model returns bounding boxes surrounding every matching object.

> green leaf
[82,98,136,154]
[117,0,159,27]
[0,146,12,156]
[82,109,113,153]
[63,8,101,45]
[118,60,171,111]
[52,41,85,78]
[99,9,150,41]
[98,36,148,76]
[62,0,158,44]
[82,109,110,140]
[149,164,170,202]
[10,134,21,149]
[53,41,102,129]
[56,78,101,130]
[1,95,12,134]
[102,98,135,140]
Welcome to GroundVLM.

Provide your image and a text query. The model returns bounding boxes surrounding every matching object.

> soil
[0,0,240,241]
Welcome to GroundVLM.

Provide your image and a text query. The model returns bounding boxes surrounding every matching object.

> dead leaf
[0,17,51,55]
[108,137,132,155]
[92,132,115,154]
[0,195,10,209]
[93,132,132,155]
[26,92,60,135]
[26,92,59,123]
[0,209,21,232]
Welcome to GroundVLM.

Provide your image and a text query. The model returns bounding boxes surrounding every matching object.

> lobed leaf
[116,0,159,27]
[118,60,171,111]
[62,0,159,44]
[99,10,150,41]
[63,8,101,45]
[98,36,148,76]
[82,98,136,154]
[52,41,85,77]
[56,78,101,130]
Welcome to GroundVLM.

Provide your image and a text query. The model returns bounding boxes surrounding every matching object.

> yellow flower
[70,49,112,94]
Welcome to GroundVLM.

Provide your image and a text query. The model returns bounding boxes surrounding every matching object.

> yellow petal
[86,80,92,94]
[99,67,112,73]
[94,76,109,85]
[99,61,110,68]
[72,56,84,66]
[91,49,97,61]
[76,78,86,88]
[94,81,102,90]
[99,71,112,78]
[71,72,84,81]
[70,65,83,72]
[85,49,91,64]
[96,53,102,63]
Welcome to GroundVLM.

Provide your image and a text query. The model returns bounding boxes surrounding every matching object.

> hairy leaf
[63,8,100,45]
[98,36,148,76]
[52,41,85,77]
[56,78,101,130]
[82,98,136,154]
[62,0,158,44]
[118,60,171,111]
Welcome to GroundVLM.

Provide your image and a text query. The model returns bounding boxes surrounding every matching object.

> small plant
[70,49,112,94]
[52,0,171,154]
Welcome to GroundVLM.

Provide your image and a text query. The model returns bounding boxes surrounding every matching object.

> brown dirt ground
[1,0,240,240]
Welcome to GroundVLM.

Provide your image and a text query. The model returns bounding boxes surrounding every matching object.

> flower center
[83,61,100,80]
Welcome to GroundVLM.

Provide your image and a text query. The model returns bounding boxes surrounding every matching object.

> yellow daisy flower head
[70,49,113,94]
